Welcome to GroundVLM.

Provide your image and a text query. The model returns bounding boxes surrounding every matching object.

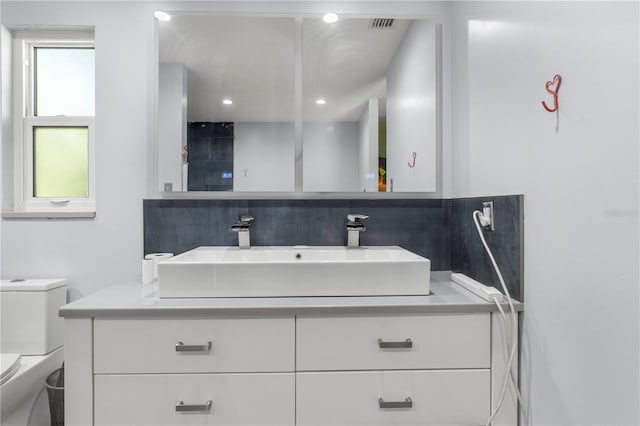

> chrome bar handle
[378,338,413,349]
[175,400,212,412]
[378,397,413,409]
[175,341,212,352]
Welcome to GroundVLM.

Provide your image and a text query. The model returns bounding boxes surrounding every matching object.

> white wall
[1,26,11,213]
[451,2,639,424]
[158,62,186,192]
[234,122,295,192]
[0,24,8,274]
[303,122,359,192]
[0,1,155,299]
[386,19,438,192]
[358,99,379,192]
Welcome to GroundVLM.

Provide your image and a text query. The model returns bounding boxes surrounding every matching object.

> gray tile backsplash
[247,200,349,247]
[144,195,523,300]
[449,195,523,301]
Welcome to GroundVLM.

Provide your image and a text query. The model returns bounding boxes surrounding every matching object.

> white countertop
[59,274,523,318]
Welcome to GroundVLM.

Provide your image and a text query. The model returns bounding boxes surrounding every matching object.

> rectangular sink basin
[157,246,430,298]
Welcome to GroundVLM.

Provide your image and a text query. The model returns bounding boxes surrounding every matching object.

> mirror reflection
[157,13,438,193]
[158,15,296,192]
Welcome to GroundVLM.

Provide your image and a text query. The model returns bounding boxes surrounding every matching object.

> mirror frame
[151,10,443,199]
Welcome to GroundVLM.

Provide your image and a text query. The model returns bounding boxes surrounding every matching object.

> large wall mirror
[157,13,439,194]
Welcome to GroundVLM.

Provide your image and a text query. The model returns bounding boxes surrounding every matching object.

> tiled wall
[187,122,234,191]
[449,195,523,301]
[144,199,450,270]
[144,195,523,300]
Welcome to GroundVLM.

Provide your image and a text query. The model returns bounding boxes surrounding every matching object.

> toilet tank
[0,279,67,355]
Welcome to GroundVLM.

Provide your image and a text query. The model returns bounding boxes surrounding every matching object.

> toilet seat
[0,353,21,385]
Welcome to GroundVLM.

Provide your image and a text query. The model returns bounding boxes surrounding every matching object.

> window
[12,33,95,216]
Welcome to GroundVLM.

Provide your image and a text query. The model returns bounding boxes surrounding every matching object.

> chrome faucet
[346,214,368,248]
[231,214,254,249]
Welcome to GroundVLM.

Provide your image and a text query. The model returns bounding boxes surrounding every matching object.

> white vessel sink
[157,246,430,298]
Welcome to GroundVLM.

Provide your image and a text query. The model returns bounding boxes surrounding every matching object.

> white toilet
[0,279,66,426]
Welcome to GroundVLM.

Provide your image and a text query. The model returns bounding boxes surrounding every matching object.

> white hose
[493,296,527,419]
[472,210,521,426]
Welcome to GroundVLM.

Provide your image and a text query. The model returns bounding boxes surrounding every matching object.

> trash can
[45,365,64,426]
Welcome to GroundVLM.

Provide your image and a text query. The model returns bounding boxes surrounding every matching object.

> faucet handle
[231,214,254,232]
[238,214,254,224]
[347,214,368,223]
[346,214,368,247]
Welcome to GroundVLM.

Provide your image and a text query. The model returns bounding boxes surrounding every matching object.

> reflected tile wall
[144,195,523,299]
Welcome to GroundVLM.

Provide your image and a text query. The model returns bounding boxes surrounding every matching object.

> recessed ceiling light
[154,11,171,22]
[315,99,327,105]
[222,99,233,105]
[322,13,339,23]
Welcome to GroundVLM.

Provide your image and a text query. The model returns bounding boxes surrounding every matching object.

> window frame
[12,33,95,216]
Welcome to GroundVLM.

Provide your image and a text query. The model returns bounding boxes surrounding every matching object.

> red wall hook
[541,74,562,112]
[408,152,417,168]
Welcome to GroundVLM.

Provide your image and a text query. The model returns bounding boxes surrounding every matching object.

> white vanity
[60,274,521,426]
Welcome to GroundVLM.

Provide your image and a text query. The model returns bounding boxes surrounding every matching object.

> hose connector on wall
[478,201,495,230]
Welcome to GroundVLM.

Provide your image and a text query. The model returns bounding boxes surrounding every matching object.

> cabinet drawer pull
[378,397,413,409]
[175,341,212,352]
[175,400,212,412]
[378,338,412,349]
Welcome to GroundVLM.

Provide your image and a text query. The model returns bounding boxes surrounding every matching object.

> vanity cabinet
[297,370,489,425]
[62,285,519,426]
[93,317,294,373]
[296,313,490,370]
[92,317,295,426]
[296,313,491,425]
[95,373,295,426]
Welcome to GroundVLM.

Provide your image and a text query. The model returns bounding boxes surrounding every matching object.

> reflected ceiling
[158,14,410,122]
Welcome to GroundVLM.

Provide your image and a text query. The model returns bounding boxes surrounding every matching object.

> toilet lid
[0,278,66,292]
[1,353,21,385]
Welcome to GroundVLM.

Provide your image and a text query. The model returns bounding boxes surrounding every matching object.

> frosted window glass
[35,48,95,116]
[34,127,89,198]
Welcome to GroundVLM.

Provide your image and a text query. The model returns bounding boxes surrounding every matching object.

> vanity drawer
[296,369,490,426]
[296,313,490,370]
[95,373,294,426]
[94,317,294,373]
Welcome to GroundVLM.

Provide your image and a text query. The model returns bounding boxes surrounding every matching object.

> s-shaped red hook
[541,74,562,112]
[408,152,417,168]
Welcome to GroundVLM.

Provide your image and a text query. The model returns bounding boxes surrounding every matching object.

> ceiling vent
[370,18,394,29]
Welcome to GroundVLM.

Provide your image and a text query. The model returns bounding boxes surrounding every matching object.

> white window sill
[2,211,96,219]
